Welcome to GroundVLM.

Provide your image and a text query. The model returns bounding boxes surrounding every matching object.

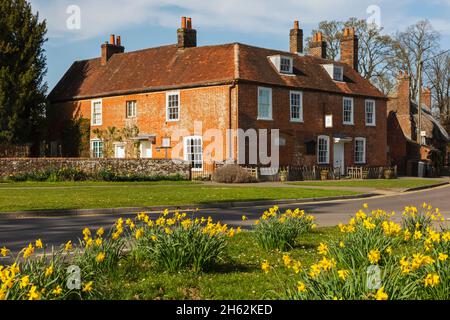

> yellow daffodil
[375,287,388,300]
[82,281,93,293]
[20,275,30,289]
[0,247,8,257]
[318,243,329,256]
[242,215,248,221]
[283,255,292,268]
[52,286,63,296]
[261,261,270,274]
[338,270,349,281]
[27,286,40,300]
[96,252,106,263]
[438,253,448,262]
[45,265,54,277]
[23,243,35,259]
[297,282,307,293]
[135,228,144,240]
[368,250,381,264]
[35,239,43,249]
[96,228,104,237]
[64,241,73,251]
[424,273,440,287]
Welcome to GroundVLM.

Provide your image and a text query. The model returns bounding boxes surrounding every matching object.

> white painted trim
[317,135,330,164]
[91,99,103,126]
[355,137,367,164]
[90,139,104,158]
[184,136,203,171]
[365,99,376,126]
[343,97,354,125]
[257,87,273,121]
[290,90,304,122]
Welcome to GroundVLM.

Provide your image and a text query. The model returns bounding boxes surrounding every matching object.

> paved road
[0,185,449,254]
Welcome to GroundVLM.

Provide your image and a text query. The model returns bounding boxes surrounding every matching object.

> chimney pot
[309,32,327,59]
[181,17,187,29]
[294,20,299,29]
[116,36,121,46]
[110,34,116,45]
[187,17,192,30]
[177,17,197,48]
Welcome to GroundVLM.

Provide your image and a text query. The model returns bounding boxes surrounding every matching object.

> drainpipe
[228,81,237,162]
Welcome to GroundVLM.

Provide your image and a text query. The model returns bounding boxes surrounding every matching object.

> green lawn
[287,178,447,189]
[0,182,359,212]
[99,228,340,300]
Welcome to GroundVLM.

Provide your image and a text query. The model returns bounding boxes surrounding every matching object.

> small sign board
[325,115,333,128]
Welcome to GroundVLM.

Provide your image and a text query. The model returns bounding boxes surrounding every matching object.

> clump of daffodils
[132,210,237,272]
[267,203,450,301]
[254,206,316,251]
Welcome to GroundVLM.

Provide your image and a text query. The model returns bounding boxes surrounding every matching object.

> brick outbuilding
[48,18,388,173]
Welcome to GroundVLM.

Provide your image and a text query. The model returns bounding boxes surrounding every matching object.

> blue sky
[28,0,450,92]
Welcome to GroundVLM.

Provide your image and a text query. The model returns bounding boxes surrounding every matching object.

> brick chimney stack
[309,32,327,59]
[177,17,197,49]
[290,20,303,54]
[422,87,432,111]
[101,34,125,66]
[395,71,411,115]
[340,27,359,71]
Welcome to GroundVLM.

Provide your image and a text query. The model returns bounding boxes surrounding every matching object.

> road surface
[0,185,449,254]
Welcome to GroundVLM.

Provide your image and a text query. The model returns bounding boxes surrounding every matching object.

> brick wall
[0,158,191,180]
[237,83,388,167]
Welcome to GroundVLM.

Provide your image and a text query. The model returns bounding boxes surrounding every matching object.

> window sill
[290,119,304,123]
[343,123,354,126]
[166,119,180,123]
[257,118,273,121]
[365,124,376,127]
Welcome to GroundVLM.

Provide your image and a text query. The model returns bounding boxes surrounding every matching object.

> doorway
[115,144,126,159]
[140,141,153,159]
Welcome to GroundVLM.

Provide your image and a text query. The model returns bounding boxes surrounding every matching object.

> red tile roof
[48,43,385,102]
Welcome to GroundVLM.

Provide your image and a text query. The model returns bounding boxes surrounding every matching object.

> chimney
[422,87,432,111]
[290,20,303,54]
[177,17,197,49]
[101,34,125,65]
[309,32,327,59]
[340,27,359,71]
[395,71,411,115]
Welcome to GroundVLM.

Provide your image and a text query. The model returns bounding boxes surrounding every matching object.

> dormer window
[269,55,294,74]
[322,64,344,82]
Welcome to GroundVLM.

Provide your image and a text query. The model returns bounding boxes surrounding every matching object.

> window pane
[258,88,272,119]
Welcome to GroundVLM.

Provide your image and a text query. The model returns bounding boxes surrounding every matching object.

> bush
[132,211,236,272]
[97,169,186,182]
[212,165,256,183]
[254,206,315,251]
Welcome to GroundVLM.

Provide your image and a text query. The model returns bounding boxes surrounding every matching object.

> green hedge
[5,168,187,182]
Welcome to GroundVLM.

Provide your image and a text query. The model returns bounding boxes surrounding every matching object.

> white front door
[333,143,345,175]
[140,141,153,159]
[115,145,126,159]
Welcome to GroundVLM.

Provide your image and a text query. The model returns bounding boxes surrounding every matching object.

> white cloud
[28,0,450,42]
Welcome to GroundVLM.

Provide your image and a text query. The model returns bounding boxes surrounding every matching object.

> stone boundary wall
[0,158,191,180]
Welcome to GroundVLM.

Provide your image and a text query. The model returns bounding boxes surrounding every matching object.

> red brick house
[48,18,388,174]
[387,72,449,175]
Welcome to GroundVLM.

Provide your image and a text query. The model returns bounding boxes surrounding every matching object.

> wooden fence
[190,163,398,182]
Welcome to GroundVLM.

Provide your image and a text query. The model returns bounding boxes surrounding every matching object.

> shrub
[254,206,315,251]
[212,165,256,183]
[132,211,236,272]
[97,169,186,182]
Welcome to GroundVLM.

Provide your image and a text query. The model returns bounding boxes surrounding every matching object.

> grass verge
[0,184,360,212]
[287,178,446,189]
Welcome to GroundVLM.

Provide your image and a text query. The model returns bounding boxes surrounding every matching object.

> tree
[0,0,47,147]
[392,20,440,101]
[306,18,396,95]
[425,51,450,124]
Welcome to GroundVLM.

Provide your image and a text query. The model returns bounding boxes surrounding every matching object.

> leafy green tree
[0,0,47,147]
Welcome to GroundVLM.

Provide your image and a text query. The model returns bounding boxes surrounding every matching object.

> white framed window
[333,66,344,82]
[280,56,293,73]
[184,136,203,170]
[166,92,180,121]
[91,140,104,158]
[91,99,102,126]
[365,100,376,126]
[317,135,330,164]
[290,91,303,122]
[343,97,354,125]
[258,87,272,120]
[126,101,137,118]
[355,137,366,164]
